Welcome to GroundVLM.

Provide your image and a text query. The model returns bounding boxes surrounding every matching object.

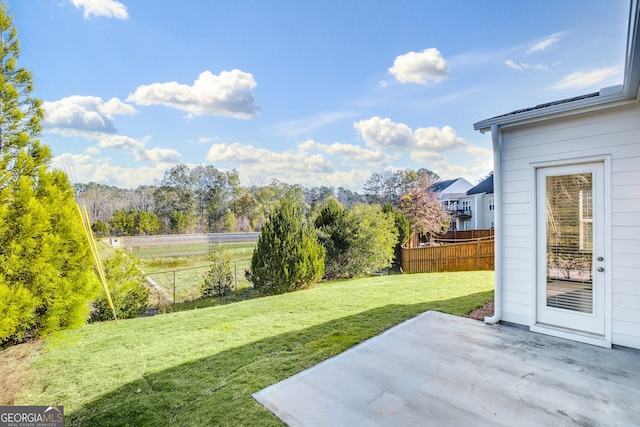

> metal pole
[173,270,176,304]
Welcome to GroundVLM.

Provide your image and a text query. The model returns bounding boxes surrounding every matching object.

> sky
[10,0,631,191]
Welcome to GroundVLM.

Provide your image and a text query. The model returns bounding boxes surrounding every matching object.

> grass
[9,271,493,426]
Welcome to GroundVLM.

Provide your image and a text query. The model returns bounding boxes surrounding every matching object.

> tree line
[76,165,442,236]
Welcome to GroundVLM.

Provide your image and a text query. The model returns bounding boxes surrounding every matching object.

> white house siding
[499,103,640,349]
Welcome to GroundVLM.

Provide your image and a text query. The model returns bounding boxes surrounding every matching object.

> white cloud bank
[52,153,170,188]
[44,94,180,165]
[127,70,259,119]
[197,117,490,190]
[389,48,449,85]
[70,0,128,20]
[205,141,373,189]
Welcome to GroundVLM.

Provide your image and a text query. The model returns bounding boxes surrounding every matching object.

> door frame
[529,155,612,348]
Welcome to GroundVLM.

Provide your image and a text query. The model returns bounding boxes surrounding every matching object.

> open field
[5,271,494,426]
[135,242,256,303]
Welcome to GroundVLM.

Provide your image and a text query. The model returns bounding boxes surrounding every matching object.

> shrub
[201,249,234,298]
[249,197,324,295]
[316,199,398,279]
[90,250,149,322]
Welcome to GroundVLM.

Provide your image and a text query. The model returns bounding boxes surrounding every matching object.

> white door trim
[529,156,612,348]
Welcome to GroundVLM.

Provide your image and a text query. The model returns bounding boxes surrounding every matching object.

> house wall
[499,102,640,349]
[455,193,494,230]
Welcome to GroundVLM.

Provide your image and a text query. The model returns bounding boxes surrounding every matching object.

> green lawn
[15,271,493,426]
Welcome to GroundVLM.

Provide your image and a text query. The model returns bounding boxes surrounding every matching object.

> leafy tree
[108,208,161,235]
[0,6,99,346]
[383,203,411,264]
[315,198,397,278]
[135,210,161,235]
[363,169,439,205]
[91,250,148,322]
[201,249,234,298]
[222,210,236,232]
[249,197,324,295]
[154,164,196,231]
[91,219,109,236]
[398,180,451,241]
[169,210,193,233]
[109,208,136,235]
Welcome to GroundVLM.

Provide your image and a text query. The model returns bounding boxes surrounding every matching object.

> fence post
[173,270,176,304]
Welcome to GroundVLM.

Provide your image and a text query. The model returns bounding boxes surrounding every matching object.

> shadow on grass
[68,291,492,427]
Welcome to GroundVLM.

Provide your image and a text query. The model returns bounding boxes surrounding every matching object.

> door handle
[597,267,604,272]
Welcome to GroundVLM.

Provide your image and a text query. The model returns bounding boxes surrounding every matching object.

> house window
[462,201,471,211]
[489,198,494,211]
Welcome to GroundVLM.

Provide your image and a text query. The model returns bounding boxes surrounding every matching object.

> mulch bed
[467,300,494,321]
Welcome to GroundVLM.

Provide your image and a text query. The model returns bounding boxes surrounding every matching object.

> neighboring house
[431,177,473,230]
[456,174,494,231]
[473,1,640,349]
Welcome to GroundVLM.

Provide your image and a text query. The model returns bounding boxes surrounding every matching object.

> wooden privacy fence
[401,237,494,273]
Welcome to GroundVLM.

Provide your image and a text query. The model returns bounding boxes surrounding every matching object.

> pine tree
[0,5,99,346]
[0,5,43,158]
[249,197,324,295]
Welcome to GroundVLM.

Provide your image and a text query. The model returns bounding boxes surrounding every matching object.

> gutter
[485,125,502,324]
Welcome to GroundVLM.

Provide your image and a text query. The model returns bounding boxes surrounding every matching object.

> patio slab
[253,311,640,426]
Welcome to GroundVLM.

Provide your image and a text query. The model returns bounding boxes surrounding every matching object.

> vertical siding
[499,104,640,348]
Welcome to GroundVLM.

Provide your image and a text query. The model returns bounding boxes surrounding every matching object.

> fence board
[401,239,494,273]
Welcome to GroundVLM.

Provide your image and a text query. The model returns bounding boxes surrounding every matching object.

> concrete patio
[254,311,639,426]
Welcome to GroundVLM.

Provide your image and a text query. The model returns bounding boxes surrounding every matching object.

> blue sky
[11,0,631,190]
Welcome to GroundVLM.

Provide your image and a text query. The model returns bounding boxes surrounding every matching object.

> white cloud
[414,125,466,151]
[127,70,259,119]
[52,153,168,188]
[299,139,396,164]
[100,97,138,115]
[353,117,479,178]
[95,134,180,163]
[144,147,182,163]
[353,116,465,154]
[273,112,355,138]
[552,67,619,90]
[205,142,376,190]
[207,143,332,173]
[527,32,564,54]
[70,0,128,20]
[505,60,548,71]
[44,96,179,165]
[354,117,414,150]
[388,48,448,85]
[44,95,136,134]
